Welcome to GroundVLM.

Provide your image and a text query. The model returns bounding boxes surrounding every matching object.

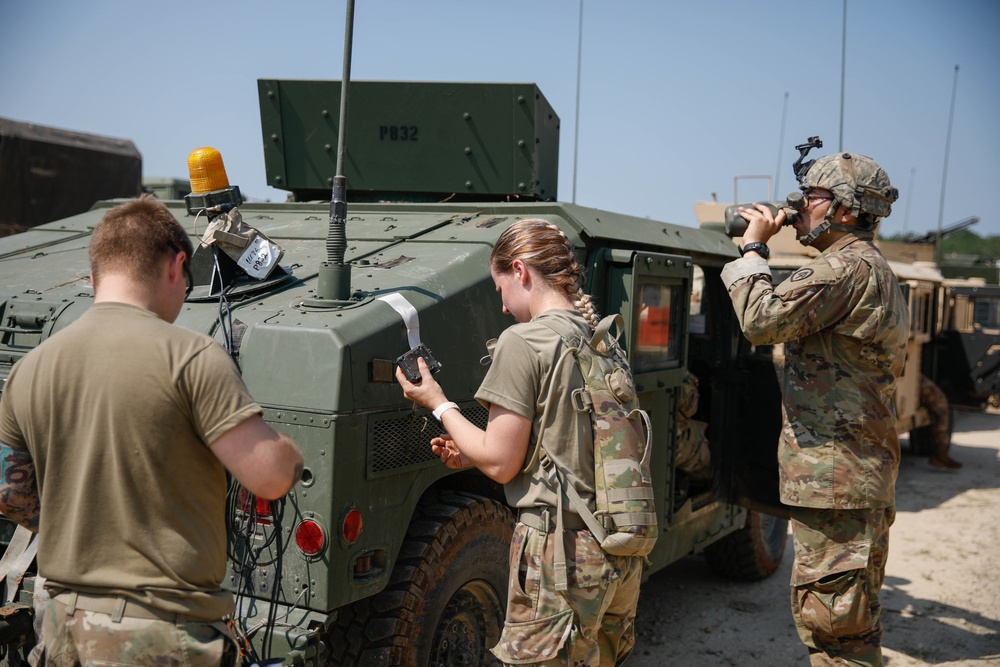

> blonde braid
[491,218,601,329]
[573,288,600,330]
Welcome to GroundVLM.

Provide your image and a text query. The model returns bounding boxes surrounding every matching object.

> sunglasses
[802,193,835,208]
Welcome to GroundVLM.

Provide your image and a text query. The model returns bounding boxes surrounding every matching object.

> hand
[430,433,471,469]
[737,203,786,246]
[395,357,447,411]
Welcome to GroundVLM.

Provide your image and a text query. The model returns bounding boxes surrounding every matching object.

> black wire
[226,479,261,664]
[213,246,289,662]
[211,249,237,364]
[226,479,288,664]
[262,498,285,660]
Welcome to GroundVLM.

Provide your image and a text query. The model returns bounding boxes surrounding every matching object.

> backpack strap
[588,314,623,351]
[539,453,609,592]
[520,344,579,475]
[548,457,570,592]
[0,524,37,604]
[520,313,598,474]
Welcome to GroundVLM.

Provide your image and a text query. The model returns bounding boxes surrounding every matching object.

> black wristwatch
[740,242,770,260]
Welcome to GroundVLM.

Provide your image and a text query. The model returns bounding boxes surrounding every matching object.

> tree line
[881,229,1000,261]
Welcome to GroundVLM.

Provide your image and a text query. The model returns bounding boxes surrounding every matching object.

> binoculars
[723,192,805,237]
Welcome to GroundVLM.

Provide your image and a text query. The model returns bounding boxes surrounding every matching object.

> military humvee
[932,279,1000,410]
[875,241,1000,413]
[0,81,789,666]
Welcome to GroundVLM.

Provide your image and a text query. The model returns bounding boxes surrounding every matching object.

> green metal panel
[257,80,559,200]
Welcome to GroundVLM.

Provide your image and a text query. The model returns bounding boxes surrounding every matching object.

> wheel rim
[430,580,504,667]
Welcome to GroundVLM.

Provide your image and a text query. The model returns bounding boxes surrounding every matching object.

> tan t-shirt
[475,308,596,512]
[0,302,261,620]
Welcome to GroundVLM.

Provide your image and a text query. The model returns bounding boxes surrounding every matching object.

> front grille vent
[368,404,489,476]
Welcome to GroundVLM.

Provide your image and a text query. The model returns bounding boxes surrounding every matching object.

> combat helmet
[797,152,899,246]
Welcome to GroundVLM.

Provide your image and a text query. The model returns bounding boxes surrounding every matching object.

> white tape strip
[377,293,421,349]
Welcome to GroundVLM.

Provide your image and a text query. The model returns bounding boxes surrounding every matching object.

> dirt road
[629,409,1000,666]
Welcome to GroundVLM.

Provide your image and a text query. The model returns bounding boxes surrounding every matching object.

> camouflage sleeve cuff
[721,256,771,289]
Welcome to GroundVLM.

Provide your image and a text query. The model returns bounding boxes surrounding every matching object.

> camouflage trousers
[492,519,642,666]
[789,506,895,667]
[31,592,236,667]
[675,417,711,482]
[919,375,951,454]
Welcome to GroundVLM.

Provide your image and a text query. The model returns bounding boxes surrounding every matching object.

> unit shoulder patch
[790,268,815,282]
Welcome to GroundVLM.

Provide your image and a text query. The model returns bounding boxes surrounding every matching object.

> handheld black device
[396,344,442,382]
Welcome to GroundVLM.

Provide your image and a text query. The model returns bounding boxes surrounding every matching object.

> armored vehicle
[882,221,1000,411]
[0,81,788,666]
[878,241,1000,412]
[931,279,1000,409]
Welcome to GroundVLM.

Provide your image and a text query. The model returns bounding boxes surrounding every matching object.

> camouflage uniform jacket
[721,234,909,509]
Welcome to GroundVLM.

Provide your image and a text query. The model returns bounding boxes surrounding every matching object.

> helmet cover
[801,153,899,220]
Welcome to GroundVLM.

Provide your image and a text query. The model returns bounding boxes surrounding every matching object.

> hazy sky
[2,0,998,237]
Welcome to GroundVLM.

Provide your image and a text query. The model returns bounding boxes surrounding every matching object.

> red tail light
[342,508,363,545]
[295,519,327,557]
[236,489,273,525]
[254,498,273,525]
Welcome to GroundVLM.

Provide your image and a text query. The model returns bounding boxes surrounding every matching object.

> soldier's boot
[929,440,962,469]
[928,453,962,469]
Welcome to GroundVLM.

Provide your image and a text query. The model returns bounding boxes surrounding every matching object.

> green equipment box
[258,80,560,202]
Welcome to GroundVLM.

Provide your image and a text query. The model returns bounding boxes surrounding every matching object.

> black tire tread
[704,510,787,581]
[328,490,513,666]
[908,425,936,457]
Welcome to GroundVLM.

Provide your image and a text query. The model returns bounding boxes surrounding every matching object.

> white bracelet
[432,401,459,422]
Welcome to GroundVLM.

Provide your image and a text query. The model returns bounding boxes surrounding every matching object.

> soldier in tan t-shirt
[0,195,303,666]
[397,219,643,666]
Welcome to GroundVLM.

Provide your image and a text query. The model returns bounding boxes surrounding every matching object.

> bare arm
[397,358,531,484]
[439,405,530,483]
[0,440,40,532]
[210,415,304,500]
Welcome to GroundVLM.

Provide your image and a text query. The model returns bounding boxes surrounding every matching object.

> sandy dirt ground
[628,408,1000,666]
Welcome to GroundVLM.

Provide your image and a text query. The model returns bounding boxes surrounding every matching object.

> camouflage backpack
[529,313,657,588]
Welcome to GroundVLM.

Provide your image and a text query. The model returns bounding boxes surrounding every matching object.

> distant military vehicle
[142,176,192,201]
[0,81,790,666]
[901,216,1000,285]
[939,254,1000,285]
[930,280,1000,410]
[887,219,1000,410]
[0,117,142,236]
[878,240,1000,412]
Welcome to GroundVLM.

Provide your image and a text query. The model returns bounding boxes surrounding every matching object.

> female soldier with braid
[397,218,643,666]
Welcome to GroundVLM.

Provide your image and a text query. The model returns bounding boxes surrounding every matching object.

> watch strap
[432,401,459,421]
[740,242,770,259]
